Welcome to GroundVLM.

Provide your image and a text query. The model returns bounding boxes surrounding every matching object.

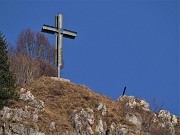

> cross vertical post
[41,14,77,78]
[56,14,63,78]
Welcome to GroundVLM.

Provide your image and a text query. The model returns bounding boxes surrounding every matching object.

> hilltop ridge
[0,76,179,135]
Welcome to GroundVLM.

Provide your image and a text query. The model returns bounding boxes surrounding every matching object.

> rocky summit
[0,77,179,135]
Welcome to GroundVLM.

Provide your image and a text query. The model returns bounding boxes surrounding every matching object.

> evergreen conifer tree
[0,32,15,108]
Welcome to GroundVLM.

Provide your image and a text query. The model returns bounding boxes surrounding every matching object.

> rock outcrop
[0,77,179,135]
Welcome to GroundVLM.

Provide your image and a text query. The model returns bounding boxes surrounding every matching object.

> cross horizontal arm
[62,29,77,39]
[41,13,77,78]
[41,25,59,34]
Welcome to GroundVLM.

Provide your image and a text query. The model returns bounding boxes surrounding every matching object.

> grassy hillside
[1,76,179,135]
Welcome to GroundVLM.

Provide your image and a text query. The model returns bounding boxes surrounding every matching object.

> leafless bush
[9,53,40,84]
[9,28,57,85]
[150,97,164,113]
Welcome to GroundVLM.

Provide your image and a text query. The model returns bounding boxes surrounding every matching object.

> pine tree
[0,32,15,108]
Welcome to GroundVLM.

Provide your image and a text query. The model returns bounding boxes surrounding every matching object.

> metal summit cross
[41,14,77,78]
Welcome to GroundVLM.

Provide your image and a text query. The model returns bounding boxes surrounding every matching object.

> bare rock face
[97,103,107,116]
[19,89,44,112]
[158,110,178,125]
[32,100,45,112]
[50,122,56,130]
[0,106,12,120]
[0,88,46,135]
[3,122,44,135]
[119,124,137,135]
[32,113,38,122]
[71,108,94,134]
[158,110,177,135]
[20,91,35,101]
[125,114,142,129]
[119,96,150,111]
[10,123,25,134]
[95,119,105,134]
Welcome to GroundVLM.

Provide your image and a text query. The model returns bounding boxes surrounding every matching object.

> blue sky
[0,0,179,115]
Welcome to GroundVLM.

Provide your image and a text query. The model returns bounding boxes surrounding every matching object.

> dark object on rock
[122,86,126,96]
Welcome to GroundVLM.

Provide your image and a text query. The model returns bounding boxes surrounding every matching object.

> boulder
[95,119,105,134]
[97,103,107,116]
[71,108,94,134]
[20,91,34,101]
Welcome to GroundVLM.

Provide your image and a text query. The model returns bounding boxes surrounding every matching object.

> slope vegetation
[0,76,179,135]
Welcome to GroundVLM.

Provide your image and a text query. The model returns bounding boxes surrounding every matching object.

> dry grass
[12,76,127,133]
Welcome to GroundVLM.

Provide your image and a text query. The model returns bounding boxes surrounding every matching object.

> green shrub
[0,32,15,108]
